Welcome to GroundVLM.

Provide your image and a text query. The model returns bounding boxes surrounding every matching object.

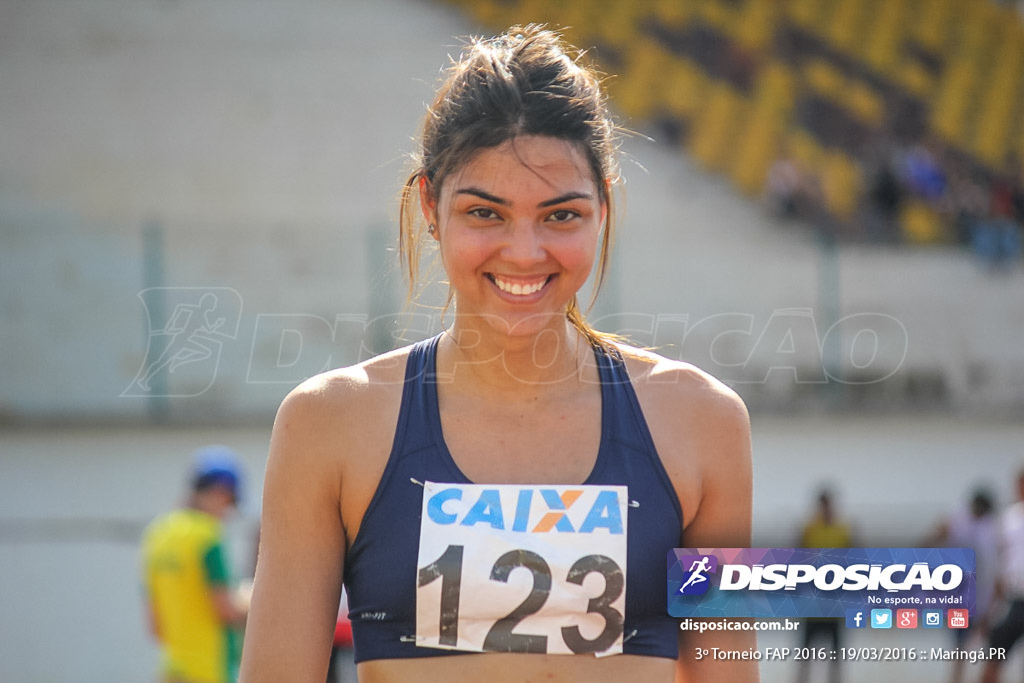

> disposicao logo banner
[668,548,975,618]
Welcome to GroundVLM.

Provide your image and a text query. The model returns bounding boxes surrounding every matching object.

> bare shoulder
[275,345,411,433]
[268,345,413,480]
[244,349,417,680]
[614,342,749,427]
[613,343,752,542]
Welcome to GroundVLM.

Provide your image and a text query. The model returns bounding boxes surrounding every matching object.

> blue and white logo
[677,555,718,595]
[923,609,943,628]
[871,609,892,629]
[668,547,976,620]
[845,609,866,628]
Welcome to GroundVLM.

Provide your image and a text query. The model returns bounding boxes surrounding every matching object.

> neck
[439,318,590,396]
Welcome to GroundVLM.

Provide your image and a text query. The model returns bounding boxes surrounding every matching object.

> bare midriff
[356,652,675,683]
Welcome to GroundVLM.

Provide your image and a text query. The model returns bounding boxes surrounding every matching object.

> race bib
[416,482,628,656]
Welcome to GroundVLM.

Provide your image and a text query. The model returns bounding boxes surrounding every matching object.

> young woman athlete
[240,25,757,683]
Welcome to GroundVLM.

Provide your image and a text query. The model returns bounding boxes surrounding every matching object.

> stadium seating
[445,0,1024,246]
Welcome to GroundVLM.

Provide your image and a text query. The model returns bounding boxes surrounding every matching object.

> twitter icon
[870,609,892,629]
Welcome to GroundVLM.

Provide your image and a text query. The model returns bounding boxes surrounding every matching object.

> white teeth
[493,276,547,295]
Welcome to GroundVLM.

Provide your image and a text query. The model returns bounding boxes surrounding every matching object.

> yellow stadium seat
[973,11,1024,166]
[842,81,885,126]
[663,57,710,121]
[652,0,695,29]
[590,1,645,48]
[731,115,788,196]
[897,61,934,98]
[804,60,847,100]
[864,0,909,74]
[952,0,995,64]
[787,0,828,35]
[756,61,798,113]
[820,151,863,221]
[787,129,826,170]
[689,82,749,172]
[735,0,781,51]
[514,0,560,26]
[697,1,738,35]
[910,0,955,53]
[554,2,596,41]
[828,0,870,53]
[463,0,517,29]
[611,41,677,120]
[931,62,977,148]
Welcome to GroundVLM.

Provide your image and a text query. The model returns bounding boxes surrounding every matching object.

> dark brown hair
[398,24,620,347]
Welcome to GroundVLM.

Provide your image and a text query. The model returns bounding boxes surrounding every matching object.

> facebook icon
[845,609,866,628]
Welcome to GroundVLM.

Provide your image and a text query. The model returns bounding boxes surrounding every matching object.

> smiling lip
[489,274,552,296]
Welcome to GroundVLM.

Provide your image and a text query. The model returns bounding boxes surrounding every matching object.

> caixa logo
[677,555,718,595]
[426,486,624,535]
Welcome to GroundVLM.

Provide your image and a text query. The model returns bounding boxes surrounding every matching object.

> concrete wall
[2,0,1023,422]
[1,0,470,421]
[4,418,1024,682]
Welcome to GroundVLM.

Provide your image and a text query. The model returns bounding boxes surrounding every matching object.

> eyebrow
[454,187,594,208]
[455,187,509,206]
[539,191,594,207]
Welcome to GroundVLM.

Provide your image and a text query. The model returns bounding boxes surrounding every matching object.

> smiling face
[425,135,606,342]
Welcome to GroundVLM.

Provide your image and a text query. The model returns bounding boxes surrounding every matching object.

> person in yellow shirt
[797,488,856,683]
[800,488,855,549]
[142,446,249,683]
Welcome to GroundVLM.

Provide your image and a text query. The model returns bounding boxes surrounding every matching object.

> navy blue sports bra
[344,334,683,662]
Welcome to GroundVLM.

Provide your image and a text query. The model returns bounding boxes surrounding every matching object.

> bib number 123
[415,483,629,655]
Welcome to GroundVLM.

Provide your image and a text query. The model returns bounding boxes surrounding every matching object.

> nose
[502,220,546,265]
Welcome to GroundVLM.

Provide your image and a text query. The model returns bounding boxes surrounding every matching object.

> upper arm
[634,358,753,550]
[634,361,757,683]
[680,385,757,683]
[680,384,752,549]
[239,382,348,682]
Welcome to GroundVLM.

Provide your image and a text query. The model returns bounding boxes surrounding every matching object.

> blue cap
[191,445,242,503]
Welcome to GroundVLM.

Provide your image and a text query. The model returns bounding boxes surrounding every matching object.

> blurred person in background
[795,488,855,683]
[240,24,755,683]
[325,587,355,683]
[141,445,249,683]
[924,486,998,683]
[983,469,1024,683]
[764,143,805,220]
[946,162,990,249]
[862,139,906,244]
[975,154,1023,271]
[799,488,855,550]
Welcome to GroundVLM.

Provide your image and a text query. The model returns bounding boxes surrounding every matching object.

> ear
[419,175,439,241]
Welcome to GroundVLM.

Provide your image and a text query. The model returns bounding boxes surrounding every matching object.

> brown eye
[548,209,579,223]
[469,207,500,220]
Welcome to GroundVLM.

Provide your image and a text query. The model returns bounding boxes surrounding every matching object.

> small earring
[427,224,436,235]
